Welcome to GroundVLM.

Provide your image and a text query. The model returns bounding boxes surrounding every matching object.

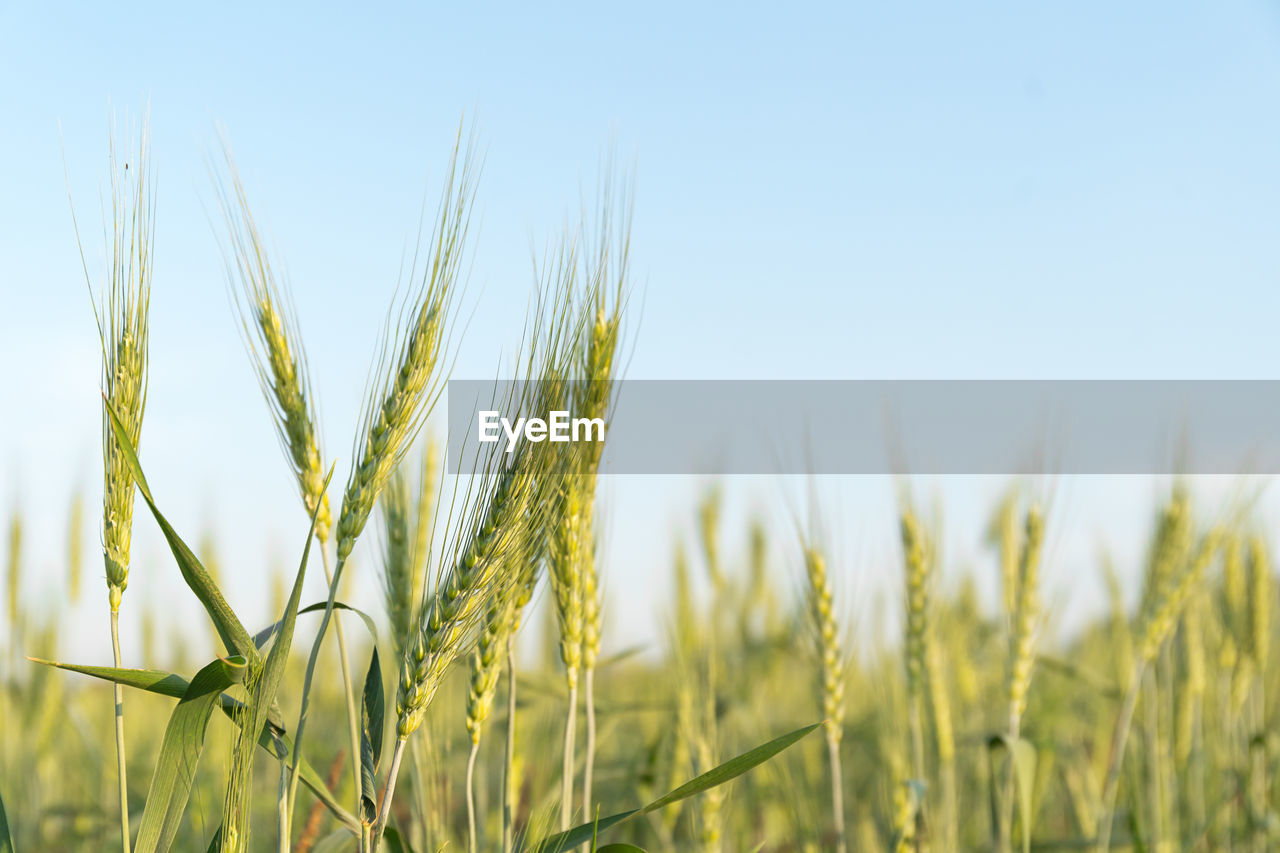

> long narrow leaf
[359,646,385,824]
[0,781,13,853]
[104,396,256,659]
[253,600,380,649]
[223,464,334,841]
[29,657,358,832]
[527,723,820,852]
[241,464,334,754]
[134,655,248,853]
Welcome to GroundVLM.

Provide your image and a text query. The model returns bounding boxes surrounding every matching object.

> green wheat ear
[98,129,154,612]
[1007,504,1044,727]
[397,262,578,741]
[381,441,439,658]
[334,134,476,572]
[217,146,332,542]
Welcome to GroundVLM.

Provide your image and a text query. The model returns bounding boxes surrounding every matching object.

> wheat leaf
[527,722,820,852]
[134,655,248,853]
[104,394,255,659]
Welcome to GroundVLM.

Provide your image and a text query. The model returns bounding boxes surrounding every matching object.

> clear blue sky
[3,1,1280,663]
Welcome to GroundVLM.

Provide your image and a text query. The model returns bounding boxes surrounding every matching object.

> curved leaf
[222,464,334,843]
[105,396,255,660]
[0,781,13,853]
[135,655,248,853]
[28,656,358,832]
[360,645,385,825]
[527,722,820,852]
[253,600,380,649]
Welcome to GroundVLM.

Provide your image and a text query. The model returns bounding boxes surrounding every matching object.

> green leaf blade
[359,645,385,825]
[527,722,820,852]
[104,396,256,660]
[134,655,248,853]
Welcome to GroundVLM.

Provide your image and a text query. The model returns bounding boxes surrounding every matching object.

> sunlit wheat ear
[549,481,585,685]
[395,428,545,737]
[396,289,577,740]
[1007,505,1044,727]
[1138,486,1191,627]
[97,129,154,612]
[381,468,415,653]
[986,487,1019,619]
[1246,535,1270,674]
[899,509,929,705]
[671,540,699,655]
[335,133,477,570]
[1177,588,1206,764]
[698,487,725,591]
[216,150,331,542]
[803,547,845,737]
[576,287,624,675]
[1137,528,1220,664]
[804,541,849,853]
[891,779,920,852]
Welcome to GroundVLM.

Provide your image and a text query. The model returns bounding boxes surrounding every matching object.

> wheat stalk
[1095,500,1219,853]
[216,145,370,825]
[79,121,155,853]
[999,504,1043,853]
[381,443,438,658]
[576,248,626,832]
[378,276,578,852]
[287,129,476,837]
[899,506,930,783]
[803,544,847,853]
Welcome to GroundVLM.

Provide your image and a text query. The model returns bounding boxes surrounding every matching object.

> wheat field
[1,125,1277,853]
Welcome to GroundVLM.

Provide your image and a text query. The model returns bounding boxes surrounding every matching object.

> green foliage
[527,723,819,852]
[134,655,248,853]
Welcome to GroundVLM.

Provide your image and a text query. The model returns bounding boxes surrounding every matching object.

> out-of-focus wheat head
[1138,487,1192,628]
[381,443,438,657]
[899,509,930,702]
[1247,535,1270,674]
[1137,527,1220,665]
[1007,505,1044,727]
[804,546,844,739]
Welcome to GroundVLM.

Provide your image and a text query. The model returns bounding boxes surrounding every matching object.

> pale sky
[3,1,1280,665]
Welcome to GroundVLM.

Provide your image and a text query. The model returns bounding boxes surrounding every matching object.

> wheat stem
[286,550,353,825]
[825,727,847,853]
[372,736,407,852]
[465,740,481,853]
[562,681,579,833]
[111,605,131,853]
[277,760,289,853]
[322,545,363,835]
[1096,659,1144,853]
[502,635,518,853]
[583,665,597,834]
